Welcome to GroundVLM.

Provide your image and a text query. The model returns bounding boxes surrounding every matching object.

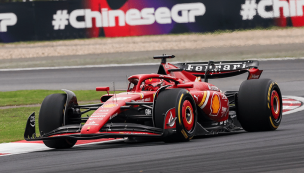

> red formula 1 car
[24,55,282,149]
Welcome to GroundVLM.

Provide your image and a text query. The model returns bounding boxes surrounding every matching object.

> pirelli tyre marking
[178,93,184,126]
[269,116,278,129]
[181,129,188,139]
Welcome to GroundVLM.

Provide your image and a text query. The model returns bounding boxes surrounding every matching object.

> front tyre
[154,89,197,142]
[39,94,77,149]
[237,79,282,132]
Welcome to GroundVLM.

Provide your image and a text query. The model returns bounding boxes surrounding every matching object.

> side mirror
[96,87,110,95]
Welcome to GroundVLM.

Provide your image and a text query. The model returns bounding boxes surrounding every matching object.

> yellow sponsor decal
[127,93,144,99]
[87,126,90,130]
[136,93,144,99]
[102,103,118,108]
[198,91,207,107]
[212,94,220,114]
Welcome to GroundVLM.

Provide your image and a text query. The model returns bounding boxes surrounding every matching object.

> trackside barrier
[0,0,303,43]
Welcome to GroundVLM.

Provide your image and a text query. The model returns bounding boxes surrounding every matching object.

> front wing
[24,113,163,141]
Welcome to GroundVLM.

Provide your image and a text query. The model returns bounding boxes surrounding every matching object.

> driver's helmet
[142,78,163,91]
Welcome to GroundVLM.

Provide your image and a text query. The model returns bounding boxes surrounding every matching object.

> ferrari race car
[24,55,282,149]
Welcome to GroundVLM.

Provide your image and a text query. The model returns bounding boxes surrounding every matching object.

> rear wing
[176,60,262,82]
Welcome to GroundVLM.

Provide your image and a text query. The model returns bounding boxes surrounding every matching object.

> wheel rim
[182,100,194,132]
[271,90,280,120]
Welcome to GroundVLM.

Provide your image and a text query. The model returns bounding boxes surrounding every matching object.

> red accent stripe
[283,99,297,101]
[98,131,159,135]
[283,103,301,106]
[0,153,9,156]
[13,139,117,145]
[13,140,43,144]
[75,138,117,145]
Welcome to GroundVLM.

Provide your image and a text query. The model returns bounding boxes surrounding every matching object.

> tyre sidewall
[39,93,77,148]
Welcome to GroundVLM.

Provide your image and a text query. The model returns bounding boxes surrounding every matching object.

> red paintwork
[248,68,263,80]
[96,87,110,92]
[176,83,194,88]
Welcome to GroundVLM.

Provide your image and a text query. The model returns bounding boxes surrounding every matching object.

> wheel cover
[271,90,280,120]
[182,100,194,132]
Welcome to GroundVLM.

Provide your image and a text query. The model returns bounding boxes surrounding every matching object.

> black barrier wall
[0,0,301,43]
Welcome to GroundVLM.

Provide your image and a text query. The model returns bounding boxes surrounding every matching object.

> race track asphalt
[0,59,304,172]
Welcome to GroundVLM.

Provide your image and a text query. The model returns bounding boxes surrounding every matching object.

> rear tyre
[237,79,282,132]
[39,94,77,149]
[154,89,197,142]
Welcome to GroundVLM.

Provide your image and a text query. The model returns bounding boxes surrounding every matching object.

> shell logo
[211,94,220,114]
[102,103,118,108]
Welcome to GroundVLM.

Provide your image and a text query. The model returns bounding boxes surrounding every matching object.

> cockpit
[127,75,177,92]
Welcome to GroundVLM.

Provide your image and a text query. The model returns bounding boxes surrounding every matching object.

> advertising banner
[0,3,35,42]
[0,0,303,43]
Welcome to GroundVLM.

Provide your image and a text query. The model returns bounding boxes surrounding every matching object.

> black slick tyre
[237,79,282,132]
[154,89,197,142]
[39,94,77,149]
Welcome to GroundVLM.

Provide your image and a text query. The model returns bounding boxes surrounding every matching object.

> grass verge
[0,107,40,143]
[0,107,96,143]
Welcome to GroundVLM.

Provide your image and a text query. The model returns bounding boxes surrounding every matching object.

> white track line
[0,139,124,157]
[283,106,301,110]
[283,101,301,104]
[0,63,161,72]
[0,143,49,157]
[283,96,304,115]
[1,57,304,72]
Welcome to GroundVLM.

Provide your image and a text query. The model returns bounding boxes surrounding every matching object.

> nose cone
[81,103,120,134]
[81,93,142,134]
